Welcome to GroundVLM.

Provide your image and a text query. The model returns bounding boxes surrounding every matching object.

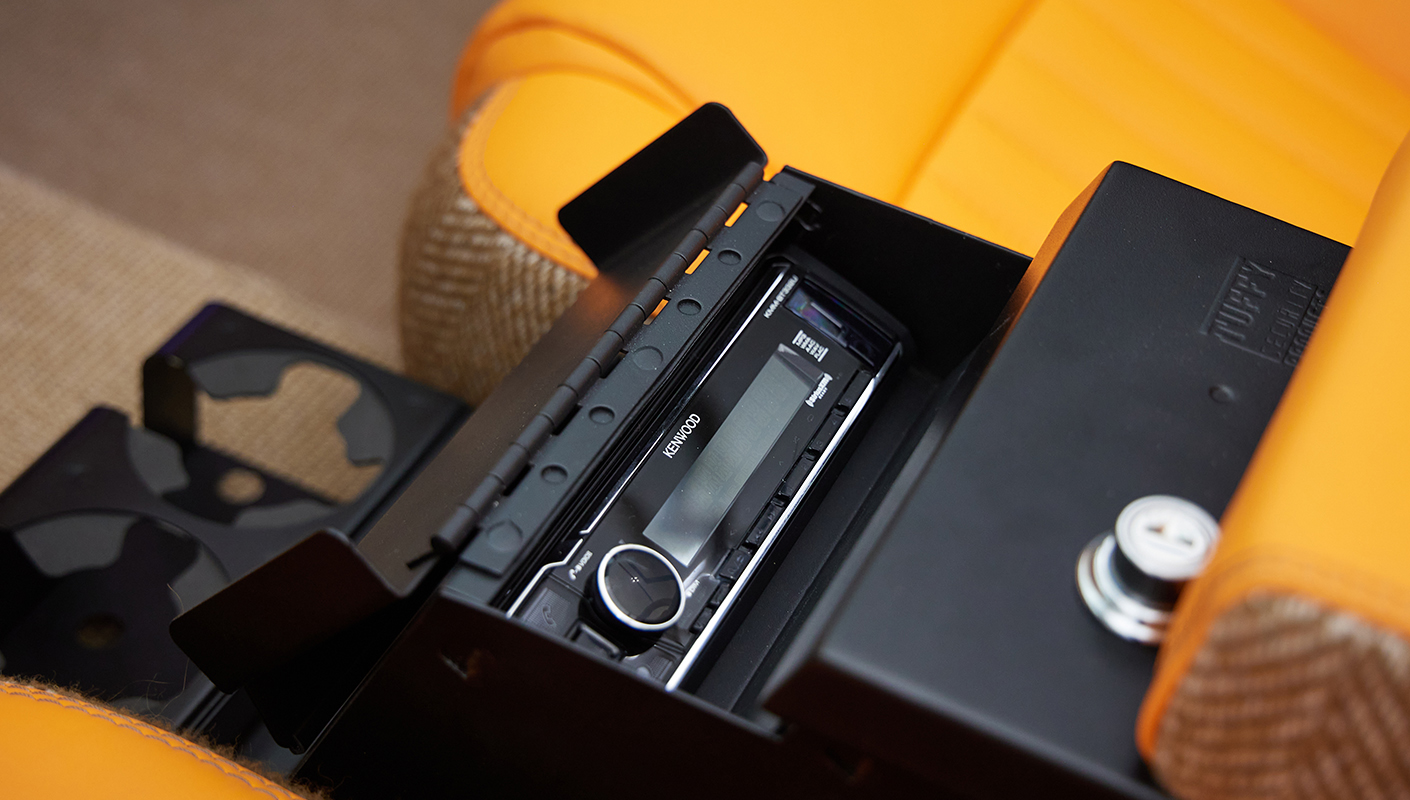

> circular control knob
[1077,495,1221,644]
[593,544,685,633]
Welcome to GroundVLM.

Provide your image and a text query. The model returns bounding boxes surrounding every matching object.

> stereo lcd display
[643,345,819,564]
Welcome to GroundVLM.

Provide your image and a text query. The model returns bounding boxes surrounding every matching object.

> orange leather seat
[450,0,1410,281]
[400,0,1410,406]
[0,680,302,800]
[405,0,1410,405]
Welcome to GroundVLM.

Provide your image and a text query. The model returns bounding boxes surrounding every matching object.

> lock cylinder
[1076,495,1221,644]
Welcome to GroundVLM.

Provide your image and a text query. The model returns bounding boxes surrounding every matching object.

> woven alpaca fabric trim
[1152,593,1410,799]
[398,100,588,406]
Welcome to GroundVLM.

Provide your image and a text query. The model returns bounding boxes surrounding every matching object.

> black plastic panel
[764,163,1349,799]
[0,304,464,741]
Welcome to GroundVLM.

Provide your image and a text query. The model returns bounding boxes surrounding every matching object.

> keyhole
[1146,520,1196,549]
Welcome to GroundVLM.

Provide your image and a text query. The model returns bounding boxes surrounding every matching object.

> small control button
[623,649,676,682]
[707,582,731,609]
[717,548,751,582]
[806,410,848,455]
[745,501,784,548]
[593,544,685,632]
[777,455,816,500]
[572,625,622,660]
[521,583,576,636]
[836,371,871,410]
[690,606,716,634]
[679,575,719,628]
[462,520,524,577]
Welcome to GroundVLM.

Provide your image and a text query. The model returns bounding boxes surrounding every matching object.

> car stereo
[504,259,906,689]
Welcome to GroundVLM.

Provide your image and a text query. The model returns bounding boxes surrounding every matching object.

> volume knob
[592,544,685,633]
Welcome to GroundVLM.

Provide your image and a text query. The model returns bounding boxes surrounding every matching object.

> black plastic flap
[170,529,400,691]
[559,102,766,272]
[778,167,1029,375]
[763,163,1348,799]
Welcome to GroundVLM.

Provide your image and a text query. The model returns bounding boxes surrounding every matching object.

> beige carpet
[0,0,494,335]
[0,163,399,499]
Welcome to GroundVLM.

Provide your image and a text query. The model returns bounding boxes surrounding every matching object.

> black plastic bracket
[0,303,465,725]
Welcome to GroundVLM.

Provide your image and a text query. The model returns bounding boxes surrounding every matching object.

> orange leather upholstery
[451,0,1410,281]
[0,681,302,800]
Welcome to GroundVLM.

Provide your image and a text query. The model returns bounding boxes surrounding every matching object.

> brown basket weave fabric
[398,104,588,406]
[1152,594,1410,799]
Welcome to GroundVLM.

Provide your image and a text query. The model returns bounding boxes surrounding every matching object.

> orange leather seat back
[450,0,1410,281]
[413,0,1410,406]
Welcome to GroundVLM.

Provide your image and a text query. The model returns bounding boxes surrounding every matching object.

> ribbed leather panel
[452,0,1030,265]
[902,0,1410,255]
